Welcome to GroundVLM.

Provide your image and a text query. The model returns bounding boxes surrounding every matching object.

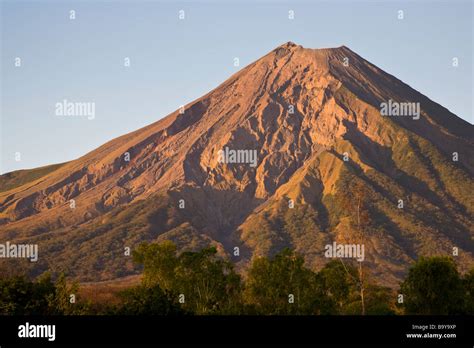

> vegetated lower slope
[0,163,66,193]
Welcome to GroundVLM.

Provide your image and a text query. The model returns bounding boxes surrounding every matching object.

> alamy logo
[324,242,365,262]
[217,147,258,167]
[380,99,420,120]
[18,322,55,341]
[0,241,38,262]
[55,99,95,120]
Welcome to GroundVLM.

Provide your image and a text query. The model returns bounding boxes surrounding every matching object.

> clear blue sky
[1,0,472,174]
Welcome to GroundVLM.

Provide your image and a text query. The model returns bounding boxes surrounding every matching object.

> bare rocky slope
[1,42,473,287]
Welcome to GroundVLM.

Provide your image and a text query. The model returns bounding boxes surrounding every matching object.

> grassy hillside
[0,163,66,193]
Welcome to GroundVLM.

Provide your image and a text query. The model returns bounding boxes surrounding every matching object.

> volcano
[1,42,473,287]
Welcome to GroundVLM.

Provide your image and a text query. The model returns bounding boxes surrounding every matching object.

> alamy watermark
[324,242,365,262]
[55,99,95,120]
[0,241,38,262]
[18,322,55,341]
[217,147,258,167]
[380,99,420,120]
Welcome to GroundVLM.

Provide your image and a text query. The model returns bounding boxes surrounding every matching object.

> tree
[363,284,395,315]
[318,260,355,313]
[462,267,474,315]
[133,241,242,314]
[463,268,474,314]
[244,249,334,315]
[337,175,374,315]
[344,283,395,315]
[0,272,88,315]
[400,256,464,314]
[47,273,88,315]
[318,260,395,315]
[115,285,184,315]
[0,276,40,315]
[133,240,178,290]
[174,247,242,314]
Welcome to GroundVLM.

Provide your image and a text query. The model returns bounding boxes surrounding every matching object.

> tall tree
[400,256,464,314]
[337,175,373,315]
